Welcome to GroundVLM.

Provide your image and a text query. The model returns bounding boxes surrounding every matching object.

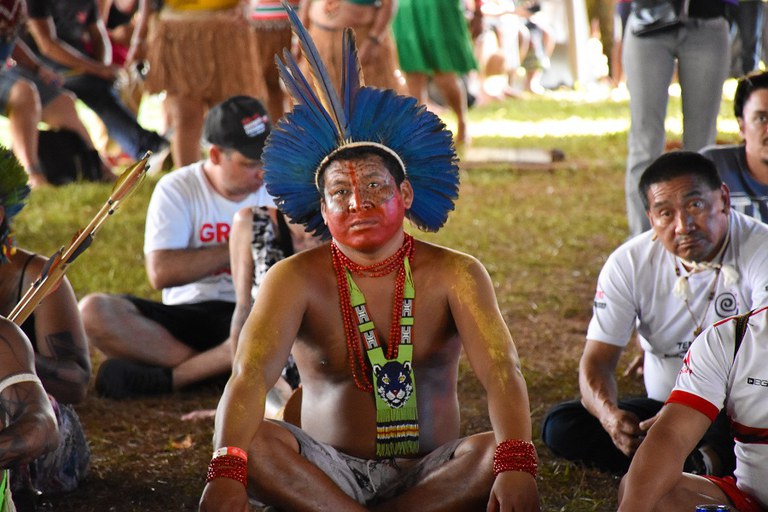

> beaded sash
[345,258,419,457]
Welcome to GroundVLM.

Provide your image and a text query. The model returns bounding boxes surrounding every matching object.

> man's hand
[357,37,379,67]
[37,65,63,86]
[198,478,249,512]
[486,471,540,512]
[638,413,659,433]
[601,409,644,458]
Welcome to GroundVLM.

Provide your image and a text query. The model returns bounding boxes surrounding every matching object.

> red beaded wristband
[206,454,248,487]
[492,439,538,478]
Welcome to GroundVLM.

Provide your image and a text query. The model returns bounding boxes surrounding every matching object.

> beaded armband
[492,439,538,478]
[206,447,248,487]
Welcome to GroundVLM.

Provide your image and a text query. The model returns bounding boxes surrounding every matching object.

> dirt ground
[29,308,637,512]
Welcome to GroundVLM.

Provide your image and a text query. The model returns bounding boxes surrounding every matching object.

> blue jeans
[623,16,730,237]
[62,72,165,159]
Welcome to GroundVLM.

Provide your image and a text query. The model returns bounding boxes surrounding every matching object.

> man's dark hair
[639,151,723,211]
[734,71,768,119]
[316,144,406,191]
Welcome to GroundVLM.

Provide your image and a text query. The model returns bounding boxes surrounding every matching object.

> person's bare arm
[358,0,396,65]
[0,319,58,469]
[11,41,62,85]
[579,339,643,457]
[125,0,150,66]
[145,245,230,290]
[26,257,91,404]
[618,403,711,511]
[199,259,306,511]
[85,18,112,65]
[227,208,255,356]
[450,254,539,511]
[26,17,116,79]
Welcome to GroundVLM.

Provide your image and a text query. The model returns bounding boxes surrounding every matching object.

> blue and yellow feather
[262,0,459,239]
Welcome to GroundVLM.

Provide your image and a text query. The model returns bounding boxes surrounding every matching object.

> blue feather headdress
[262,1,460,240]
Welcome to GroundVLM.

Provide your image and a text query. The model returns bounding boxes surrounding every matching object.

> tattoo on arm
[36,331,90,387]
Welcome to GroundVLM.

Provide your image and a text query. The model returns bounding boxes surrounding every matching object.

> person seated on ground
[228,206,321,417]
[0,147,91,499]
[199,10,539,511]
[0,317,59,511]
[541,151,768,476]
[618,306,768,512]
[474,0,530,100]
[181,206,321,422]
[0,0,112,187]
[79,96,275,400]
[515,0,555,95]
[701,70,768,223]
[22,0,168,166]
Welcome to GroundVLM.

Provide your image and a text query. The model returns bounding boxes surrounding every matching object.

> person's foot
[27,165,50,189]
[95,359,173,399]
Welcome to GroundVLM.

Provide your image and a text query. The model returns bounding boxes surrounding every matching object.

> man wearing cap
[79,95,274,399]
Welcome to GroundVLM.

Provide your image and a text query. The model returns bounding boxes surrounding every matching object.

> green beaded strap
[346,258,419,457]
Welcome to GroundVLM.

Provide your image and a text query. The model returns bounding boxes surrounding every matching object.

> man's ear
[720,183,731,213]
[209,145,223,165]
[737,117,746,139]
[320,198,328,224]
[400,179,414,209]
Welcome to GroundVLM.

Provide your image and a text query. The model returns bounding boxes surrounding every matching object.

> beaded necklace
[331,234,420,457]
[331,234,414,391]
[673,233,730,337]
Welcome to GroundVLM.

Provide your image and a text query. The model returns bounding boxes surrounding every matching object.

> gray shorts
[265,421,462,506]
[0,65,64,115]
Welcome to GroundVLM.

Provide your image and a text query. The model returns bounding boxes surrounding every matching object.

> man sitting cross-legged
[0,317,58,510]
[79,96,274,399]
[199,8,540,512]
[541,151,768,477]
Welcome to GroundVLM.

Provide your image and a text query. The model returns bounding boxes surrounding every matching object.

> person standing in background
[622,0,730,237]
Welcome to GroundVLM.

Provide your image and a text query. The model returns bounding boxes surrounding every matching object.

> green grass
[9,84,741,510]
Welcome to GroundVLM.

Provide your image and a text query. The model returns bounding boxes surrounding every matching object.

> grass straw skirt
[145,9,264,103]
[305,23,404,94]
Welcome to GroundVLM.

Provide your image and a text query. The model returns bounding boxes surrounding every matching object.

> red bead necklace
[331,234,415,392]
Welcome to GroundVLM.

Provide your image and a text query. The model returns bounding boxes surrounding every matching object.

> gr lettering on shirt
[200,223,231,243]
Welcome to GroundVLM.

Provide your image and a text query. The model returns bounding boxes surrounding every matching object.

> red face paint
[322,156,406,252]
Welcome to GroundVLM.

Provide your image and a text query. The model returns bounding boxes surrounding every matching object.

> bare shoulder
[413,239,487,277]
[0,318,33,370]
[232,206,254,225]
[13,249,51,286]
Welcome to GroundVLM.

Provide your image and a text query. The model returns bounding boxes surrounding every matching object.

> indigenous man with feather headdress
[199,4,539,511]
